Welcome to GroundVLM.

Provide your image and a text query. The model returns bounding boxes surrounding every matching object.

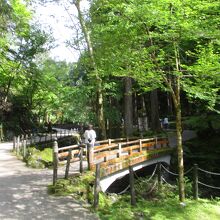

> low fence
[13,130,78,159]
[93,163,220,208]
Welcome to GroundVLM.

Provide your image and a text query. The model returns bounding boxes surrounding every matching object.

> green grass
[48,172,220,220]
[96,196,220,220]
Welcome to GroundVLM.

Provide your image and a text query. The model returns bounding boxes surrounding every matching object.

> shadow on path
[0,142,99,220]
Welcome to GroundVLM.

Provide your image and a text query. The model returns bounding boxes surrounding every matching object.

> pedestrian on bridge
[163,117,169,130]
[83,124,96,170]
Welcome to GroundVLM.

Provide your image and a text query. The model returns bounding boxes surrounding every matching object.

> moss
[25,147,53,168]
[48,171,95,202]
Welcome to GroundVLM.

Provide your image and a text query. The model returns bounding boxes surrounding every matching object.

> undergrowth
[48,172,220,220]
[25,147,53,168]
[48,171,95,202]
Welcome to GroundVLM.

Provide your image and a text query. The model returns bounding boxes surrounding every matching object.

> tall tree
[88,0,220,202]
[59,0,106,138]
[124,77,133,136]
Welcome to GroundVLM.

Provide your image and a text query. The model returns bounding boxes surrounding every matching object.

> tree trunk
[150,89,160,131]
[167,92,173,116]
[176,97,185,202]
[74,0,106,139]
[124,77,133,137]
[174,42,185,202]
[163,43,185,202]
[133,92,138,129]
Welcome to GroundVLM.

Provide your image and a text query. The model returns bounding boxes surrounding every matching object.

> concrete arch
[100,155,171,192]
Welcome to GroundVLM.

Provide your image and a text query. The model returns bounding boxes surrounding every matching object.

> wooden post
[139,139,142,153]
[157,162,162,190]
[94,163,100,208]
[53,138,59,185]
[16,136,20,155]
[129,166,136,206]
[193,164,199,200]
[87,144,94,170]
[21,135,24,154]
[65,149,72,179]
[108,139,111,145]
[166,138,169,147]
[30,134,32,145]
[39,135,42,143]
[79,146,83,173]
[50,132,53,141]
[154,136,158,149]
[129,146,133,155]
[23,140,27,159]
[13,136,16,151]
[117,143,122,158]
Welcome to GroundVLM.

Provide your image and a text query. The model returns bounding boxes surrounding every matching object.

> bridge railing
[90,137,171,176]
[57,137,141,162]
[58,143,84,162]
[56,136,170,171]
[53,136,171,185]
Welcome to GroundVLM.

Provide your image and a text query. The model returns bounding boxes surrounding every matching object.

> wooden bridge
[57,136,173,191]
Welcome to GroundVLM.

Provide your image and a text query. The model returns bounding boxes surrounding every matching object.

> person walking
[163,117,169,129]
[83,124,96,169]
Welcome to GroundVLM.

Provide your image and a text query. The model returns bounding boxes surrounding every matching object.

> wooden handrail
[97,147,173,177]
[56,136,170,178]
[90,137,170,172]
[58,144,83,152]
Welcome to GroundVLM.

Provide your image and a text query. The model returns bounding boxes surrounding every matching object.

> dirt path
[0,142,99,220]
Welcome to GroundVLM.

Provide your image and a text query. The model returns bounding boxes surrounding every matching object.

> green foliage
[183,134,220,197]
[48,179,75,196]
[25,147,52,168]
[184,114,220,132]
[0,0,55,135]
[48,171,95,201]
[89,0,220,112]
[47,167,219,219]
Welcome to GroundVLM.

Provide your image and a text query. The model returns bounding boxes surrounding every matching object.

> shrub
[25,147,53,168]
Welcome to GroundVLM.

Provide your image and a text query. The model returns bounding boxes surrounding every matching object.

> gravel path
[0,142,99,220]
